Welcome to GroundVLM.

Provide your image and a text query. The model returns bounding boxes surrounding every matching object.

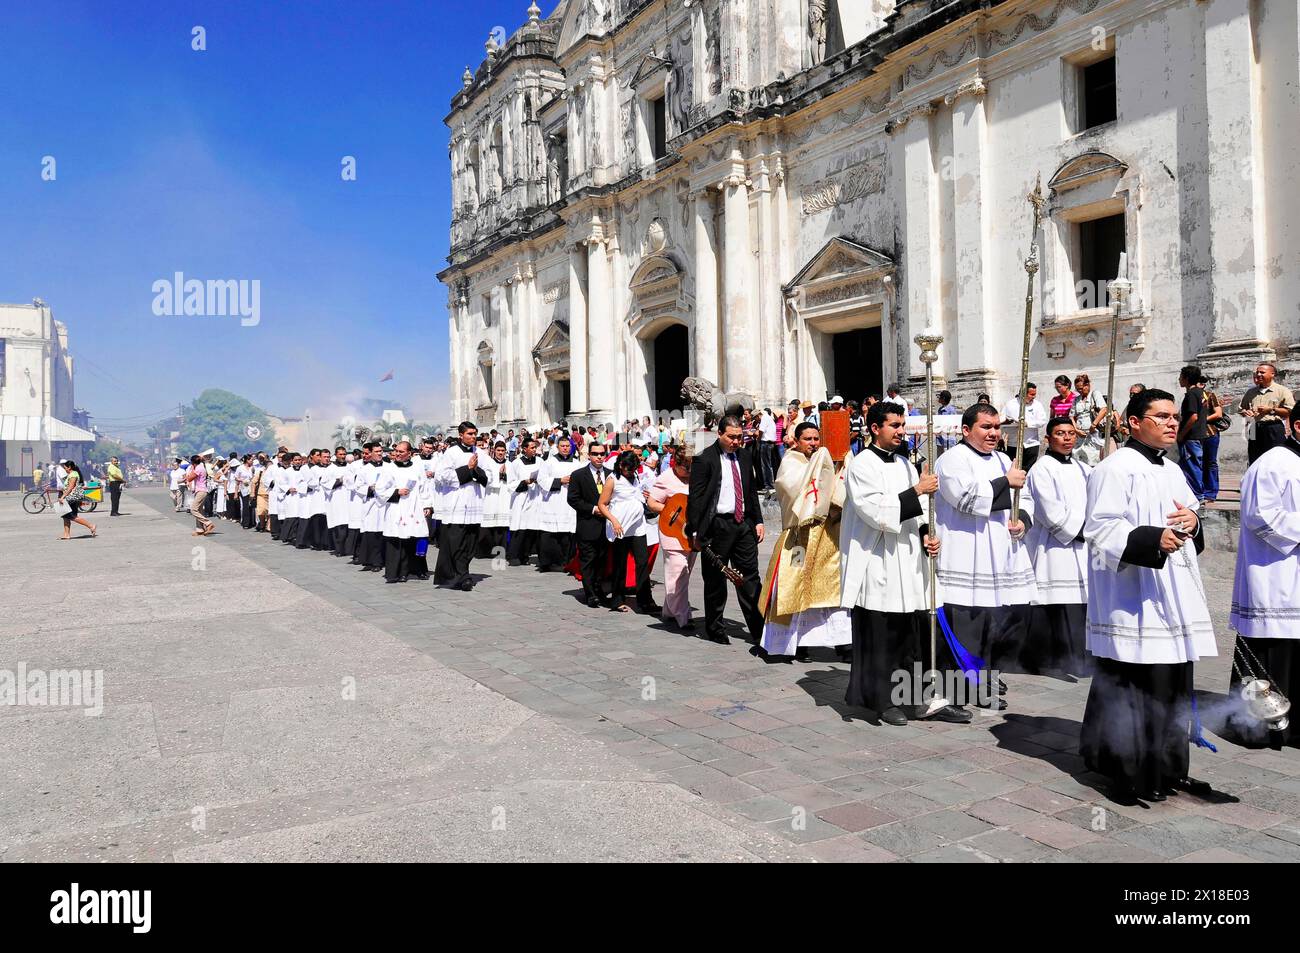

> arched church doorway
[831,326,882,402]
[651,323,689,413]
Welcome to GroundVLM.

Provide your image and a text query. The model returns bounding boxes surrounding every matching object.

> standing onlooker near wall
[1199,374,1224,503]
[1176,365,1210,501]
[1240,362,1293,464]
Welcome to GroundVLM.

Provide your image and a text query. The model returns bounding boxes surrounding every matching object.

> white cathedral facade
[439,0,1298,432]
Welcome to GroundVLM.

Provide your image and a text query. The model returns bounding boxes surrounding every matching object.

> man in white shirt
[757,408,778,491]
[168,459,185,511]
[881,384,910,414]
[1000,383,1049,470]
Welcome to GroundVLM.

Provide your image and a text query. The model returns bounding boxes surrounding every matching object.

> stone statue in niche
[669,31,693,135]
[705,5,722,96]
[809,0,828,65]
[620,101,636,164]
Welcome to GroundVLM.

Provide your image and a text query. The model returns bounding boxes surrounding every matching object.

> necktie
[729,453,743,523]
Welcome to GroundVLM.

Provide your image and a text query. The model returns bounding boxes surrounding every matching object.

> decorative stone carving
[805,278,882,308]
[944,76,987,106]
[902,36,977,87]
[681,376,756,426]
[988,0,1102,50]
[885,102,936,136]
[646,217,667,254]
[800,157,885,215]
[542,282,566,303]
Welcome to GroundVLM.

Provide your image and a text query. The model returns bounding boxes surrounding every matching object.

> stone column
[947,81,989,385]
[498,280,514,422]
[692,187,719,385]
[1198,0,1272,370]
[586,234,614,415]
[568,246,589,414]
[753,140,782,407]
[448,296,461,422]
[891,104,939,385]
[722,171,757,395]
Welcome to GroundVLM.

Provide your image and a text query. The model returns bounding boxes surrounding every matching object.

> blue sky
[0,0,537,440]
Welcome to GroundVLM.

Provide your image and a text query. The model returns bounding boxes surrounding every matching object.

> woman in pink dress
[646,449,696,630]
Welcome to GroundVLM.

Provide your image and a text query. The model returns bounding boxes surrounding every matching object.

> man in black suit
[685,416,767,645]
[567,442,612,608]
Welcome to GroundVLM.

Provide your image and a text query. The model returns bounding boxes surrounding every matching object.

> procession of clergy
[188,387,1299,806]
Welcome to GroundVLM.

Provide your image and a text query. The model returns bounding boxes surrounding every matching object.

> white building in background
[439,0,1298,445]
[0,300,96,487]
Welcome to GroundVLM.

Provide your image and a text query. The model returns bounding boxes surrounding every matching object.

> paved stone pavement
[0,491,797,862]
[7,486,1300,862]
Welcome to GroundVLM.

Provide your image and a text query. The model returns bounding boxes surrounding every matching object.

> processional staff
[1011,175,1047,516]
[914,331,950,716]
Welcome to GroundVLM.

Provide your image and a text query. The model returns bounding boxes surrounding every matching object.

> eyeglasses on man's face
[1141,413,1179,424]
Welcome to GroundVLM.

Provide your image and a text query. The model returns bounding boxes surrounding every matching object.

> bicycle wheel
[22,491,46,514]
[83,499,99,513]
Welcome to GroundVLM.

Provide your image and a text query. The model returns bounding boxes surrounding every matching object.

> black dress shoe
[795,648,811,663]
[977,696,1008,711]
[1144,789,1168,802]
[997,677,1009,695]
[587,597,603,608]
[924,705,974,724]
[879,707,909,726]
[706,632,730,645]
[458,579,475,591]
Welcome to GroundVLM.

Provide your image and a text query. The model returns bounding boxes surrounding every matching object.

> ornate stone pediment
[784,237,896,333]
[1048,151,1128,195]
[532,319,571,376]
[628,253,688,339]
[628,50,672,89]
[786,237,894,290]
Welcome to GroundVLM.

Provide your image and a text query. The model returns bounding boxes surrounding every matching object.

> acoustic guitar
[660,492,744,588]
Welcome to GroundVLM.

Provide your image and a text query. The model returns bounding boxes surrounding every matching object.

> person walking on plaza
[685,416,767,647]
[1079,388,1215,803]
[1228,408,1300,748]
[105,456,126,516]
[185,454,215,536]
[57,460,97,540]
[1176,365,1210,502]
[168,458,185,511]
[647,448,696,630]
[1240,362,1293,464]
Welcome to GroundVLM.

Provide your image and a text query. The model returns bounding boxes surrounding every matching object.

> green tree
[177,389,277,457]
[91,437,127,463]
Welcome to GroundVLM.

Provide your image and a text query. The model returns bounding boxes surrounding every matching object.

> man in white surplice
[434,421,488,590]
[934,402,1036,709]
[375,440,426,583]
[1227,410,1300,749]
[1023,417,1092,677]
[356,442,387,571]
[841,403,970,725]
[1079,389,1216,802]
[507,437,544,566]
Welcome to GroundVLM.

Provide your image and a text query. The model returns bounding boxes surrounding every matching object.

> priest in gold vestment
[759,422,853,661]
